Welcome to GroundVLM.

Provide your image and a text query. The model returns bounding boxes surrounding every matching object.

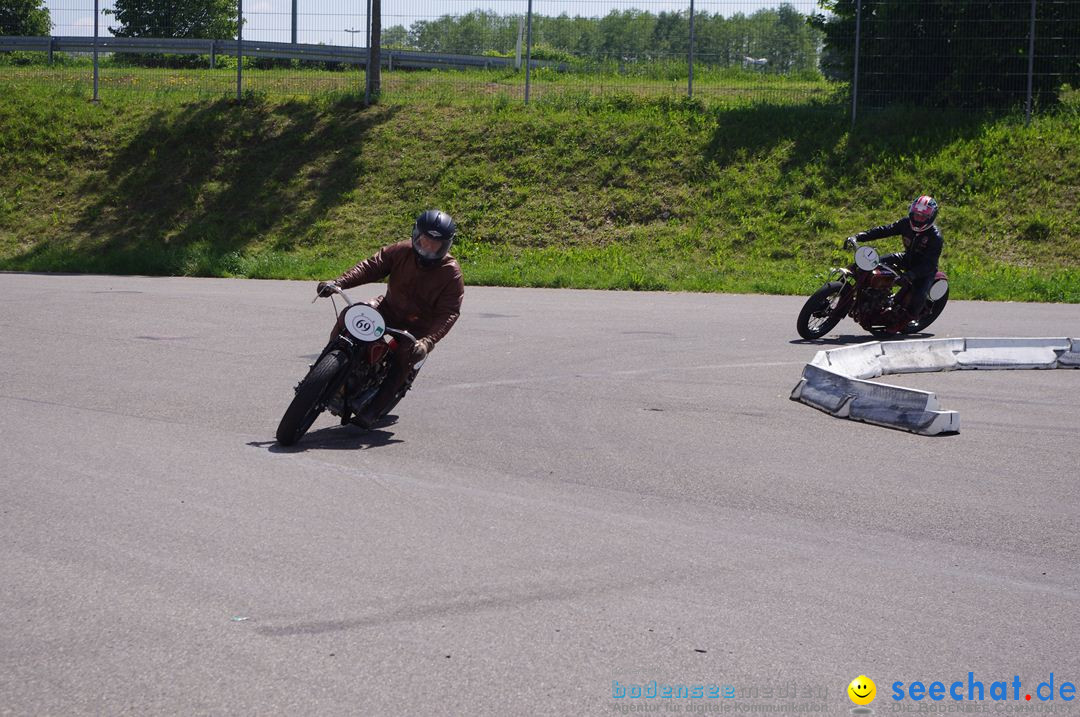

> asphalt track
[2,273,1078,715]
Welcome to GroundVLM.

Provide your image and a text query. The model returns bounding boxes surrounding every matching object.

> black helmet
[411,210,456,267]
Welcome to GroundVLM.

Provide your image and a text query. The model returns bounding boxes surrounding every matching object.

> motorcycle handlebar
[312,282,353,304]
[316,286,416,345]
[385,328,417,346]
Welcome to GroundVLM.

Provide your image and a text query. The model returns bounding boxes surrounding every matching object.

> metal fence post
[364,0,372,105]
[688,0,695,98]
[92,0,100,102]
[515,17,524,70]
[1026,0,1037,126]
[291,0,298,45]
[236,0,243,100]
[524,0,534,104]
[851,0,862,128]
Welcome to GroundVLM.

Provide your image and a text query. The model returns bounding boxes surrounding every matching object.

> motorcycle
[796,241,949,340]
[276,285,424,446]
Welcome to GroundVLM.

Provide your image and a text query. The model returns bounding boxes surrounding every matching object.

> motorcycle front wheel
[276,350,347,446]
[796,281,846,340]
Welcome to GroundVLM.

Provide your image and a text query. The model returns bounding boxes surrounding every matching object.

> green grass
[0,58,833,105]
[1,66,1078,302]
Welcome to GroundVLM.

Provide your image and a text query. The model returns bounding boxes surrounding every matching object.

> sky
[43,0,821,46]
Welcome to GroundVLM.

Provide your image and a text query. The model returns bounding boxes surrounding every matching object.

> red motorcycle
[796,241,949,340]
[276,285,423,446]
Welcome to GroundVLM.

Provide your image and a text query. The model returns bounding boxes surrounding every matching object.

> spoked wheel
[796,281,847,340]
[276,350,347,446]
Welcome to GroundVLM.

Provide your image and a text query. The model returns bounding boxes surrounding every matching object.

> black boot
[353,367,404,429]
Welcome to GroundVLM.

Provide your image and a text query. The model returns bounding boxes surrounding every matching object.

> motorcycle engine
[854,288,891,324]
[343,358,390,415]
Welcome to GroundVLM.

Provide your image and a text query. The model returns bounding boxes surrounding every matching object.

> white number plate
[343,304,386,342]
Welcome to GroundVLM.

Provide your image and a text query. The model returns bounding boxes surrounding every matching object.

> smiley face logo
[848,675,876,706]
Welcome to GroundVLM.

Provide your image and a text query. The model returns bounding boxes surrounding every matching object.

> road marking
[432,361,802,391]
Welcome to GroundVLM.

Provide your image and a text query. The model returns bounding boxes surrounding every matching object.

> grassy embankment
[1,67,1078,301]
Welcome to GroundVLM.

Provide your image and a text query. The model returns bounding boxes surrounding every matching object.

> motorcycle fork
[835,282,857,317]
[310,336,362,417]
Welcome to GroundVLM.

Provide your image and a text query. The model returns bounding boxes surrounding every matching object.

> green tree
[596,10,655,61]
[1,0,51,36]
[756,4,819,73]
[410,10,515,54]
[402,7,823,74]
[535,14,598,61]
[105,0,238,39]
[812,0,1080,108]
[383,24,410,49]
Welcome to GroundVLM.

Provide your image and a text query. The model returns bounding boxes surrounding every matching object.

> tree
[812,0,1080,108]
[399,7,824,74]
[383,24,410,49]
[105,0,238,39]
[1,0,51,36]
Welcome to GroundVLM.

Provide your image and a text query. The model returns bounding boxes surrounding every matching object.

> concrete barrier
[809,342,883,380]
[791,364,960,434]
[954,337,1068,369]
[1059,339,1080,367]
[791,337,1078,435]
[877,338,964,375]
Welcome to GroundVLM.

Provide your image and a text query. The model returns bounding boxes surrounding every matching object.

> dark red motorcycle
[276,285,423,446]
[796,241,949,340]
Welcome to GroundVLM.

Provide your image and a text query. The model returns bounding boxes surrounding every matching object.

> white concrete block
[878,338,964,374]
[963,337,1069,351]
[954,347,1060,369]
[1058,338,1080,367]
[791,364,959,435]
[819,341,884,380]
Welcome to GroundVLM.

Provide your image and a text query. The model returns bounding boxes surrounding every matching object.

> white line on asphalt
[432,361,803,391]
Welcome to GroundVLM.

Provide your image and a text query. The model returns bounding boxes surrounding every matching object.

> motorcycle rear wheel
[276,350,347,446]
[796,281,846,340]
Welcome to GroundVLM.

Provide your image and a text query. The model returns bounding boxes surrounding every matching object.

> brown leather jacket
[335,240,464,346]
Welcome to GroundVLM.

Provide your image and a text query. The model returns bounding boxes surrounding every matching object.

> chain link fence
[2,0,1078,117]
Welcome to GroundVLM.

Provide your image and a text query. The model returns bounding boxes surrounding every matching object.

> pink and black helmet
[908,195,939,233]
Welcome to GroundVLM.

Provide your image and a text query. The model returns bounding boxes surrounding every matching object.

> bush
[0,50,86,67]
[104,52,215,69]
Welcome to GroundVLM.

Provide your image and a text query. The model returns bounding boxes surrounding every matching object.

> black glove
[411,337,433,362]
[316,280,338,297]
[844,236,858,250]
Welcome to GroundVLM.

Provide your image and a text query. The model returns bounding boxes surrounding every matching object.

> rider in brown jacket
[317,210,464,428]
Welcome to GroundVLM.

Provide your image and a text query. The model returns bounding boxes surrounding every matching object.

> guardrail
[0,35,564,72]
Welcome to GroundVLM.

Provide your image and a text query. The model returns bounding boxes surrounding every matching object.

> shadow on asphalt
[789,331,936,347]
[248,419,404,453]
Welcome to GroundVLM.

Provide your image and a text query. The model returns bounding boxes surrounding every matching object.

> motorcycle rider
[316,209,464,428]
[845,195,943,328]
